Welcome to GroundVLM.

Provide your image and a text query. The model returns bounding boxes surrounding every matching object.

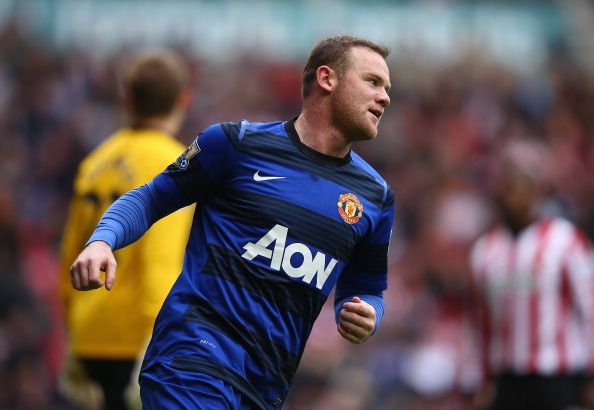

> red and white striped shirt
[470,217,594,376]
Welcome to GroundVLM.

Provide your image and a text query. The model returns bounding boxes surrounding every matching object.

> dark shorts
[139,362,247,410]
[491,373,586,410]
[81,358,135,410]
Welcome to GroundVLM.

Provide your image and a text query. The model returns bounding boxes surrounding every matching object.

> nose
[377,89,390,107]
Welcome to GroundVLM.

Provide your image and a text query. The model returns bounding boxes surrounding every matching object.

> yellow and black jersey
[60,128,193,358]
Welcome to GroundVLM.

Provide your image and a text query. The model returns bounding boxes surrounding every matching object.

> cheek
[333,90,356,118]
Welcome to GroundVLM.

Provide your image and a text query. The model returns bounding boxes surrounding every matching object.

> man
[69,36,394,409]
[60,51,194,409]
[470,139,594,410]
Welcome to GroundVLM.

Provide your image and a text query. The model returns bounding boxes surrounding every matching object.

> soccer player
[60,51,194,410]
[470,139,594,410]
[69,36,394,409]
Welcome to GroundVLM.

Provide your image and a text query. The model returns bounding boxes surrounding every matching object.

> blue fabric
[140,363,246,410]
[87,185,157,249]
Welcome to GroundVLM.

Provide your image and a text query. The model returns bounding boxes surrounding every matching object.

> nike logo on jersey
[241,224,337,290]
[253,170,286,182]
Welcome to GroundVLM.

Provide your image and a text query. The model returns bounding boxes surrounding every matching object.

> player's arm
[70,123,239,291]
[467,237,496,406]
[563,227,594,407]
[334,187,394,344]
[565,229,594,364]
[565,229,594,339]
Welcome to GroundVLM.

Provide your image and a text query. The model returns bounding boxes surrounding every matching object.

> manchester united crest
[337,193,363,224]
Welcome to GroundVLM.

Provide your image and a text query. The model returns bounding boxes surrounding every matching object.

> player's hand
[337,296,376,344]
[70,241,117,291]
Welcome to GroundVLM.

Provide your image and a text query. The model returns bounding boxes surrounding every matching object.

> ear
[316,65,337,93]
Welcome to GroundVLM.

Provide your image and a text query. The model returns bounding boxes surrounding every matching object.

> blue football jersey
[92,119,394,409]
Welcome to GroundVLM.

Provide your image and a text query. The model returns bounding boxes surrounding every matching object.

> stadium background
[1,0,594,409]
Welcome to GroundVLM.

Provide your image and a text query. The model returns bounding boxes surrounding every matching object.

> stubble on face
[330,80,372,143]
[329,47,390,144]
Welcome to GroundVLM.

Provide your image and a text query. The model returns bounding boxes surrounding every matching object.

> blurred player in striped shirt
[470,139,594,410]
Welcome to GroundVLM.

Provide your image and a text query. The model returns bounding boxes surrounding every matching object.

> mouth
[368,108,383,121]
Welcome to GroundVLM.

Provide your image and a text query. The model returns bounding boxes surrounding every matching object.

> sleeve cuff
[334,294,385,335]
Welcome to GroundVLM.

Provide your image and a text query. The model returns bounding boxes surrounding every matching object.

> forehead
[346,47,390,78]
[497,166,540,191]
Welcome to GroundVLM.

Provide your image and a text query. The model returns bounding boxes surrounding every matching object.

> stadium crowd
[0,16,594,410]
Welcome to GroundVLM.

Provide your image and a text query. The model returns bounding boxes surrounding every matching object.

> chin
[362,132,377,141]
[337,112,378,142]
[355,123,378,141]
[362,123,379,140]
[351,131,376,143]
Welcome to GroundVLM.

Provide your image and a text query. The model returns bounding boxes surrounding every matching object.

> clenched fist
[337,296,376,344]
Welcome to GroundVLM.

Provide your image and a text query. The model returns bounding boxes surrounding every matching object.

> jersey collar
[284,117,352,167]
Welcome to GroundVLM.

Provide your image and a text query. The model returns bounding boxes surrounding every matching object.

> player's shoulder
[77,130,122,170]
[350,151,385,183]
[540,216,591,247]
[472,227,498,249]
[544,216,576,231]
[350,151,393,206]
[469,226,504,268]
[216,119,287,145]
[129,129,185,156]
[88,128,181,156]
[116,131,186,181]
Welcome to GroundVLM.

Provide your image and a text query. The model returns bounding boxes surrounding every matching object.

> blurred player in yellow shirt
[59,51,194,410]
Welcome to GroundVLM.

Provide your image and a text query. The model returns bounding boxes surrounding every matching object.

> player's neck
[295,110,350,159]
[499,208,536,236]
[128,112,182,137]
